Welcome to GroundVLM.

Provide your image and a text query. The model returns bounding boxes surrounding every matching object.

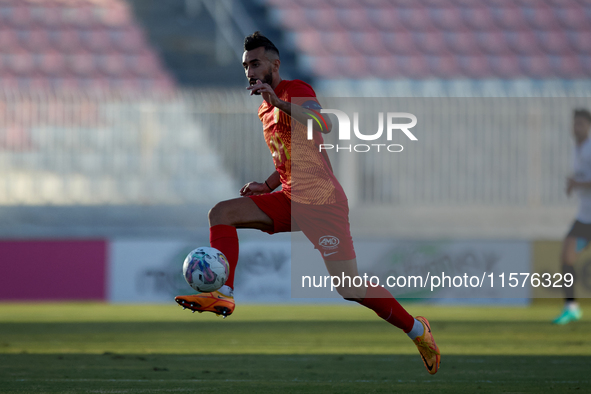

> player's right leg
[553,234,582,324]
[175,197,274,317]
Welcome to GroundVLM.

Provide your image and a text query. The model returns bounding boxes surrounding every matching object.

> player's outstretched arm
[247,80,331,134]
[239,171,280,196]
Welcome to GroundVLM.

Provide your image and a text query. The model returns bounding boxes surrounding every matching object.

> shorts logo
[319,235,340,250]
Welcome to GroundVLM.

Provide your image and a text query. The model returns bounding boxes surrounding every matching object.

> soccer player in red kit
[175,32,440,374]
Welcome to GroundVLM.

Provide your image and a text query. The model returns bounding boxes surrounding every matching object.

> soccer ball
[182,246,230,293]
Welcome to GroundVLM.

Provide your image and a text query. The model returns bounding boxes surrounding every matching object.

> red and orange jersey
[258,79,346,205]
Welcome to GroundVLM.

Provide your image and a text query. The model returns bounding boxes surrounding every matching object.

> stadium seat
[519,55,553,78]
[430,5,465,31]
[522,4,559,30]
[353,32,388,56]
[398,5,431,30]
[336,6,371,31]
[20,29,51,52]
[489,55,522,78]
[556,4,589,29]
[51,29,82,53]
[69,51,97,77]
[537,31,572,55]
[383,31,418,56]
[0,27,18,51]
[38,49,67,77]
[366,8,407,32]
[414,31,449,55]
[458,55,490,78]
[445,31,480,55]
[552,54,585,78]
[506,31,541,56]
[461,5,496,30]
[476,30,511,55]
[428,54,460,78]
[81,28,111,53]
[568,30,591,53]
[490,4,526,30]
[294,31,324,56]
[98,52,126,76]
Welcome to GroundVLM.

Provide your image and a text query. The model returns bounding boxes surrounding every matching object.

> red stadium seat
[311,55,340,78]
[20,29,51,52]
[6,47,35,76]
[127,50,162,77]
[399,55,430,78]
[337,55,371,78]
[276,8,309,31]
[321,30,360,56]
[98,52,126,76]
[112,25,145,54]
[306,7,340,31]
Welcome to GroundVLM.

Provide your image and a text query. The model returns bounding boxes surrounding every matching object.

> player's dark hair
[244,31,280,58]
[574,108,591,123]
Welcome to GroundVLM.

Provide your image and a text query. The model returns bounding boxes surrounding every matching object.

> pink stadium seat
[552,55,585,78]
[430,6,465,31]
[113,25,145,54]
[82,28,111,53]
[312,55,340,78]
[458,55,490,78]
[9,4,33,27]
[445,31,480,55]
[537,31,572,55]
[127,50,161,77]
[353,32,388,56]
[556,4,589,29]
[51,29,82,53]
[505,31,541,56]
[399,55,430,78]
[489,55,522,78]
[428,54,460,78]
[414,31,449,55]
[383,31,418,56]
[20,29,51,51]
[294,31,324,56]
[461,5,496,30]
[68,50,97,77]
[307,7,340,31]
[522,4,559,30]
[99,2,132,27]
[38,48,66,77]
[476,30,511,55]
[321,31,360,56]
[491,4,526,30]
[99,52,126,76]
[366,8,407,32]
[277,8,309,31]
[6,47,35,76]
[0,27,17,51]
[519,55,553,78]
[398,5,431,30]
[568,30,591,53]
[337,55,370,78]
[336,6,371,31]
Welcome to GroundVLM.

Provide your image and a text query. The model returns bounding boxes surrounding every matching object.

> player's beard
[250,67,273,95]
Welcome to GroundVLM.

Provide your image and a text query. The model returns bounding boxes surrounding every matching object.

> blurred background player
[175,31,440,374]
[554,109,591,325]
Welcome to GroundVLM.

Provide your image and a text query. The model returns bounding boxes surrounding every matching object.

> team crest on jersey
[274,107,280,124]
[319,235,340,250]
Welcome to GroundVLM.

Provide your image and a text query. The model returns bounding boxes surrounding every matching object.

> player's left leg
[324,258,440,375]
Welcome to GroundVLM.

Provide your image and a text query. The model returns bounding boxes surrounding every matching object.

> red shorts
[248,191,356,261]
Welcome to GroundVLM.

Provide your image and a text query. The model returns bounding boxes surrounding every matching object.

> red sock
[359,285,414,333]
[210,224,239,289]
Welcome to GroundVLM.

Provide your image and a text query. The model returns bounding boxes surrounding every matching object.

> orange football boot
[175,291,235,318]
[412,316,441,375]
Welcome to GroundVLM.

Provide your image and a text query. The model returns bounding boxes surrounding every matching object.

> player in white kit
[553,109,591,324]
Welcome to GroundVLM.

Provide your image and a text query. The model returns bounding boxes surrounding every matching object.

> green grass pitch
[0,301,589,393]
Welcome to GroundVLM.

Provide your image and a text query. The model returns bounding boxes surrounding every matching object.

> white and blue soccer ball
[182,246,229,293]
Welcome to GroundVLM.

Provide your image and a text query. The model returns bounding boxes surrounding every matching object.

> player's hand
[567,177,578,196]
[247,79,282,107]
[240,181,271,197]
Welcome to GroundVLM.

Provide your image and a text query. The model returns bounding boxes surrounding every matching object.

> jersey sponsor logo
[319,235,340,250]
